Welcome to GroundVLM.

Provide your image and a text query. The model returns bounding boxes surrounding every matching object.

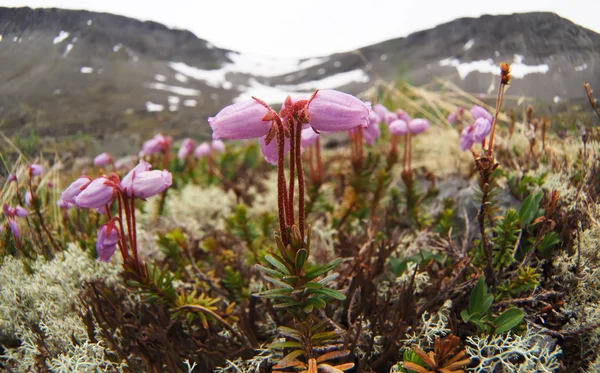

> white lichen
[0,244,126,372]
[466,326,561,373]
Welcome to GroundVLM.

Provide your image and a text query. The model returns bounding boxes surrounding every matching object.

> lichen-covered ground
[1,81,599,373]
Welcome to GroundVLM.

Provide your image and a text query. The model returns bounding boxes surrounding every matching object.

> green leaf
[493,308,524,334]
[317,272,340,285]
[308,287,345,300]
[295,249,308,272]
[255,264,285,278]
[311,330,339,343]
[263,276,294,289]
[257,288,293,299]
[518,192,544,227]
[303,282,324,290]
[265,254,290,275]
[307,297,327,309]
[274,349,305,369]
[268,341,302,349]
[278,326,303,341]
[305,258,342,281]
[460,309,472,323]
[469,276,492,315]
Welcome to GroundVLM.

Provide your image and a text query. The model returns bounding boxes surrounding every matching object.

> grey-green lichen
[0,244,126,372]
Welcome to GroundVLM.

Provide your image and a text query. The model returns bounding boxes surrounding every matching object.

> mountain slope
[0,8,598,155]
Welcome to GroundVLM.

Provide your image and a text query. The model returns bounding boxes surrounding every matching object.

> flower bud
[75,176,118,208]
[141,134,171,155]
[389,119,408,136]
[209,99,272,140]
[121,161,151,197]
[472,117,492,142]
[194,142,212,158]
[408,119,429,134]
[61,176,92,204]
[93,152,113,167]
[7,174,17,183]
[373,104,391,122]
[131,170,173,198]
[96,223,120,262]
[307,90,370,132]
[57,199,72,209]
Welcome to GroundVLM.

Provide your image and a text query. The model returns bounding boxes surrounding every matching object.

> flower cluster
[459,105,493,151]
[2,203,28,241]
[59,161,172,262]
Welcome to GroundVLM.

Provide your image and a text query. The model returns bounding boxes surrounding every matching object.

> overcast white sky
[2,0,599,58]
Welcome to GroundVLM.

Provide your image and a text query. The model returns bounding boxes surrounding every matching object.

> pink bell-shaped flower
[177,138,195,160]
[408,118,429,135]
[259,135,290,165]
[209,99,273,140]
[194,142,212,158]
[460,125,475,151]
[93,152,113,167]
[121,161,152,197]
[75,176,119,208]
[61,176,92,205]
[301,128,319,150]
[96,222,120,262]
[29,164,43,176]
[8,219,20,239]
[306,90,370,132]
[470,105,493,123]
[131,170,173,199]
[472,117,492,142]
[211,140,226,153]
[389,120,409,136]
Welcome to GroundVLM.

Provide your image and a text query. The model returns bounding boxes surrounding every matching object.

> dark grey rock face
[0,8,598,154]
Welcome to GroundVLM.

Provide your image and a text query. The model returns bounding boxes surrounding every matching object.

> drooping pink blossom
[177,138,195,160]
[75,176,119,208]
[472,117,492,142]
[96,222,120,262]
[61,176,92,204]
[460,125,475,151]
[194,142,212,159]
[211,140,226,153]
[29,164,43,176]
[408,119,429,134]
[259,135,290,165]
[130,170,173,199]
[209,99,273,140]
[470,105,493,123]
[305,90,370,132]
[121,161,151,197]
[389,120,409,136]
[93,152,113,167]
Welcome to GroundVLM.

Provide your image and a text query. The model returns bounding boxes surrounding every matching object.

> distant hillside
[0,8,598,155]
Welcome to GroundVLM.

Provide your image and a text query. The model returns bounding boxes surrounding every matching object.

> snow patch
[154,74,167,82]
[53,31,70,45]
[145,101,164,112]
[514,54,524,64]
[0,35,3,42]
[494,51,500,57]
[439,58,549,79]
[147,82,201,96]
[380,54,388,61]
[80,66,94,74]
[234,79,300,103]
[63,43,73,56]
[169,52,330,91]
[168,96,180,105]
[113,43,122,52]
[317,68,326,75]
[333,61,341,68]
[13,36,17,42]
[575,63,588,71]
[183,99,197,107]
[275,69,369,92]
[175,73,189,83]
[553,96,561,103]
[206,42,214,49]
[463,39,475,51]
[53,89,62,95]
[87,19,92,26]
